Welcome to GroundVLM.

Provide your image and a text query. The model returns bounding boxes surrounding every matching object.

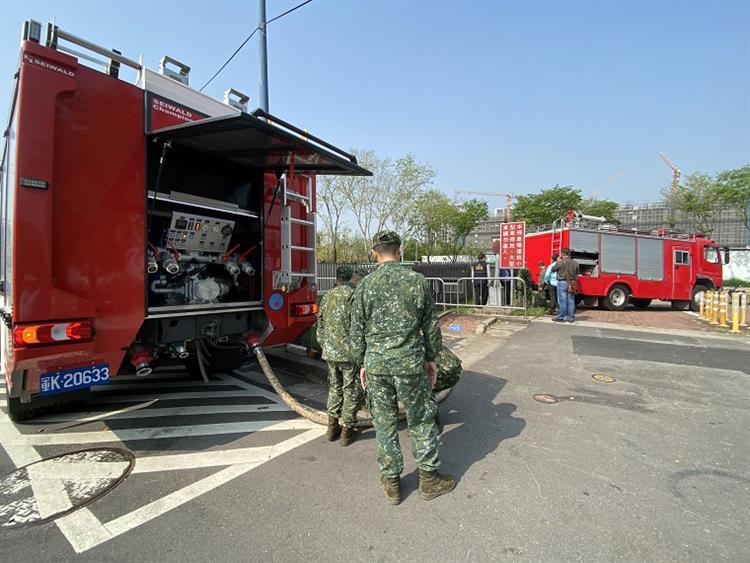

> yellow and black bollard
[740,291,748,328]
[698,290,706,318]
[704,290,713,320]
[731,291,740,334]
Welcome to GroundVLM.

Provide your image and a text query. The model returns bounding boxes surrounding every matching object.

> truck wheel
[604,284,630,311]
[691,284,708,312]
[631,298,652,309]
[671,300,689,311]
[7,397,33,422]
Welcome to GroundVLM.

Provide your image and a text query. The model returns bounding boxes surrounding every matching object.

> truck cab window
[703,246,720,264]
[675,251,690,265]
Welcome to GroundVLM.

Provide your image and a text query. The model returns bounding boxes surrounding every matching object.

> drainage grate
[0,447,134,530]
[533,394,559,404]
[592,373,616,383]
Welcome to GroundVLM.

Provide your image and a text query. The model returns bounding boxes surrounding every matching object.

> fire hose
[250,344,453,428]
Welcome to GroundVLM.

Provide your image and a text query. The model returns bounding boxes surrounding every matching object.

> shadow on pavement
[400,370,526,494]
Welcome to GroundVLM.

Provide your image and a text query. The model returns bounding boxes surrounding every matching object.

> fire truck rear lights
[19,178,49,190]
[13,320,93,346]
[291,303,319,317]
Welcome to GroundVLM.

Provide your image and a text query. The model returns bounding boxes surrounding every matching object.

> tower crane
[588,171,623,199]
[660,152,681,193]
[456,190,515,222]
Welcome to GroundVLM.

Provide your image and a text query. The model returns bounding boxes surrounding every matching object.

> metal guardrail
[426,276,528,317]
[318,275,528,317]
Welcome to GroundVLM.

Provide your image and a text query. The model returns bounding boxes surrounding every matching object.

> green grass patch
[724,277,750,288]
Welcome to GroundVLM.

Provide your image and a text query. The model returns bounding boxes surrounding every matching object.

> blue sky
[2,0,748,209]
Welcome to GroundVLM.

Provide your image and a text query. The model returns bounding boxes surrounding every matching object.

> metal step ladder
[276,174,316,290]
[550,218,563,258]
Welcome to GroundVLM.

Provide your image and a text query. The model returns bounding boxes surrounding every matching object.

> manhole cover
[592,373,616,383]
[0,447,134,530]
[533,394,559,404]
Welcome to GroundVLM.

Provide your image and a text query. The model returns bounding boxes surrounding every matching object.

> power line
[199,0,313,92]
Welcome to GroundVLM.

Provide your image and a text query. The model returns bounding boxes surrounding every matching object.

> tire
[631,298,652,309]
[8,397,32,422]
[671,300,689,311]
[604,284,630,311]
[691,284,708,312]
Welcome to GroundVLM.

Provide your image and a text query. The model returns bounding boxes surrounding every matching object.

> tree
[513,185,619,228]
[580,198,620,224]
[340,150,435,255]
[662,173,721,237]
[317,175,348,264]
[411,190,455,259]
[716,164,750,228]
[513,185,583,228]
[447,199,488,260]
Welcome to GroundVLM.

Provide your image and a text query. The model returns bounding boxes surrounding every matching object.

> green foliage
[723,278,750,288]
[663,173,720,237]
[716,165,750,225]
[513,185,618,228]
[412,192,488,260]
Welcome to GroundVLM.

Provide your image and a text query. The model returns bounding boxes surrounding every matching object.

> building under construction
[615,202,749,248]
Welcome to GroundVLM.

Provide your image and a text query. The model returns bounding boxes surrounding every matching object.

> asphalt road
[1,320,748,562]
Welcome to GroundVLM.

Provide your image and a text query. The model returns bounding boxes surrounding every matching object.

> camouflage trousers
[326,361,362,428]
[367,372,440,478]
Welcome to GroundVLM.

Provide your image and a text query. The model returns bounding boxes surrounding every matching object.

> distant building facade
[470,209,507,251]
[615,202,749,248]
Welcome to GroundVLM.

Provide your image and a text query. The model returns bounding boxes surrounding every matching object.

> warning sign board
[498,221,525,269]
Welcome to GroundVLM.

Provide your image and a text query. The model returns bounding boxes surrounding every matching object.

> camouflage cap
[335,265,353,281]
[372,230,402,248]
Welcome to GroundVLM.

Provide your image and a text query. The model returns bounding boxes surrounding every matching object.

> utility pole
[258,0,269,112]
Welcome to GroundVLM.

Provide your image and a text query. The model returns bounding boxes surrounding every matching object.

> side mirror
[723,246,730,265]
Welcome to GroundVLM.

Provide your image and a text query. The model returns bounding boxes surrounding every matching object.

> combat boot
[340,427,359,446]
[326,416,341,441]
[380,475,401,506]
[418,469,456,500]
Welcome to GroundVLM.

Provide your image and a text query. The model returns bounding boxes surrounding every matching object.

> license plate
[39,363,110,396]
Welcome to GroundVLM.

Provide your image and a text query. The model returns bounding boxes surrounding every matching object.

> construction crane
[588,171,623,199]
[660,152,681,193]
[456,190,515,222]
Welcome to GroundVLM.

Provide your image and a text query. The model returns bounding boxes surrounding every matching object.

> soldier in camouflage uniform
[351,231,456,505]
[317,266,362,446]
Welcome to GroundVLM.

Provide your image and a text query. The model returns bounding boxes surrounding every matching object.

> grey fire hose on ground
[250,344,454,428]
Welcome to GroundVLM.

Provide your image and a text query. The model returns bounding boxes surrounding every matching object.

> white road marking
[92,380,231,391]
[55,428,325,553]
[25,461,130,480]
[0,372,325,554]
[89,390,279,403]
[38,400,159,432]
[0,400,6,407]
[32,402,289,424]
[8,418,319,446]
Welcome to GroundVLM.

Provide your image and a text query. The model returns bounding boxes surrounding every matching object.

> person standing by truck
[543,253,559,315]
[551,248,579,323]
[472,253,489,306]
[317,266,362,446]
[351,231,456,505]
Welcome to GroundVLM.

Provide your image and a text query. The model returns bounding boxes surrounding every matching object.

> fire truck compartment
[146,111,371,176]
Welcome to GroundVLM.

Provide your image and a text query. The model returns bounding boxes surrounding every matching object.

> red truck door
[672,246,692,299]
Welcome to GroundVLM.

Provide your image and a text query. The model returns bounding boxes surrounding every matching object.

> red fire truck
[526,211,727,312]
[0,21,370,420]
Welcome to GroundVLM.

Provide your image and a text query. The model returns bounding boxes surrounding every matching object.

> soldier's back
[355,261,430,374]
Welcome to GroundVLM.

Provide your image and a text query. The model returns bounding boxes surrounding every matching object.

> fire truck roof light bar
[46,23,142,71]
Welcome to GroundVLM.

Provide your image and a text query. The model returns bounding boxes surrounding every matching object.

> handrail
[46,24,142,71]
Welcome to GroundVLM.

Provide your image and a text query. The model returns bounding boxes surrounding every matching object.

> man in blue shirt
[543,253,559,315]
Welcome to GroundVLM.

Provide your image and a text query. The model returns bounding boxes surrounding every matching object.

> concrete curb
[475,316,498,335]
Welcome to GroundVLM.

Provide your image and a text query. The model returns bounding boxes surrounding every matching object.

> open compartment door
[147,109,371,176]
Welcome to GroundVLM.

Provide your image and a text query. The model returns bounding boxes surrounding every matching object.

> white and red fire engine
[525,211,727,311]
[0,21,370,420]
